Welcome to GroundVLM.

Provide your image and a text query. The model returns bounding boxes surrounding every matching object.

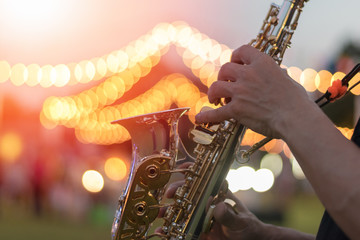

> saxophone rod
[241,136,273,160]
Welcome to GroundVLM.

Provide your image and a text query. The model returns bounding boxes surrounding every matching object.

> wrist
[274,98,323,141]
[262,223,279,240]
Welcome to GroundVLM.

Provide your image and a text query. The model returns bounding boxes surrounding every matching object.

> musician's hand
[161,164,268,240]
[201,191,269,240]
[195,45,314,139]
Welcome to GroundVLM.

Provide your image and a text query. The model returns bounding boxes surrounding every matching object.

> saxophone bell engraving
[110,108,189,240]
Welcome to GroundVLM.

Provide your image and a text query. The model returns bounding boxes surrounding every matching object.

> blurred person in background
[195,45,360,240]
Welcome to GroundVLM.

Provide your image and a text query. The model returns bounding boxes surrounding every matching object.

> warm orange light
[219,47,232,65]
[92,57,107,80]
[39,111,57,130]
[331,72,346,85]
[103,81,119,103]
[181,49,195,68]
[316,70,332,93]
[48,97,64,121]
[287,66,302,84]
[131,64,144,81]
[104,157,127,181]
[54,64,70,87]
[84,61,96,83]
[74,63,84,83]
[115,50,129,72]
[199,63,216,86]
[175,25,193,47]
[349,73,360,95]
[26,64,41,86]
[82,170,104,193]
[40,64,55,88]
[0,61,11,83]
[107,53,120,73]
[300,68,317,92]
[0,132,23,163]
[36,22,360,146]
[241,129,255,147]
[10,63,27,86]
[265,139,283,154]
[208,42,222,62]
[283,143,293,159]
[152,23,171,45]
[338,127,354,140]
[119,71,132,92]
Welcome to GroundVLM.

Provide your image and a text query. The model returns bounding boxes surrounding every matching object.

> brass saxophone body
[111,1,308,239]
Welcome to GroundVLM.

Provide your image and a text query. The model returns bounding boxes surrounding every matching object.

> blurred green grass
[0,200,111,240]
[283,193,324,235]
[0,193,323,239]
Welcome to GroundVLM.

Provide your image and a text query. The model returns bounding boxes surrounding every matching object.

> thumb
[213,202,246,230]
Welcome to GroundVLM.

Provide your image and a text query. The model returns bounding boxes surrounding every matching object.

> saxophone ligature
[111,0,308,239]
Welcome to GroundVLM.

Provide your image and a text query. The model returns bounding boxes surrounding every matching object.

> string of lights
[1,21,358,156]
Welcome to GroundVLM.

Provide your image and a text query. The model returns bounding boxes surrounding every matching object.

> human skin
[195,45,360,239]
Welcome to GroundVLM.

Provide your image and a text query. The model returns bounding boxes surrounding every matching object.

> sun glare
[2,0,62,28]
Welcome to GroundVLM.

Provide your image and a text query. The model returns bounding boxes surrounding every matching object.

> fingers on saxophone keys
[165,180,185,198]
[177,162,194,171]
[223,198,239,214]
[208,81,233,105]
[158,180,186,218]
[226,190,247,213]
[213,202,241,230]
[158,206,167,218]
[195,104,232,124]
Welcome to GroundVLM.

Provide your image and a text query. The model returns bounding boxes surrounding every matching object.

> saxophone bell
[111,107,189,240]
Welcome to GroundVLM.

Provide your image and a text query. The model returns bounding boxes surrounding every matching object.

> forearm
[279,100,360,239]
[196,45,360,239]
[265,224,315,240]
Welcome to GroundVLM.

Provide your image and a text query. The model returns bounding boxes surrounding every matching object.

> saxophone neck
[250,0,308,64]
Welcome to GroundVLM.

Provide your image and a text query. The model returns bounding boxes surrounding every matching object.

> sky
[0,0,359,108]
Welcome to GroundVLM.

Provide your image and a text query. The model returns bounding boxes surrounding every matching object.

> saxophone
[111,0,308,239]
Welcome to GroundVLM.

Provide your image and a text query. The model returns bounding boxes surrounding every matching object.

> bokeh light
[316,70,332,93]
[0,61,11,83]
[40,64,56,88]
[26,63,41,86]
[82,170,104,193]
[291,156,306,180]
[252,168,274,192]
[300,68,317,92]
[227,166,275,193]
[260,153,283,177]
[10,63,27,86]
[0,4,359,239]
[0,132,23,163]
[1,21,356,147]
[104,157,127,181]
[226,166,255,192]
[287,66,302,84]
[26,22,356,148]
